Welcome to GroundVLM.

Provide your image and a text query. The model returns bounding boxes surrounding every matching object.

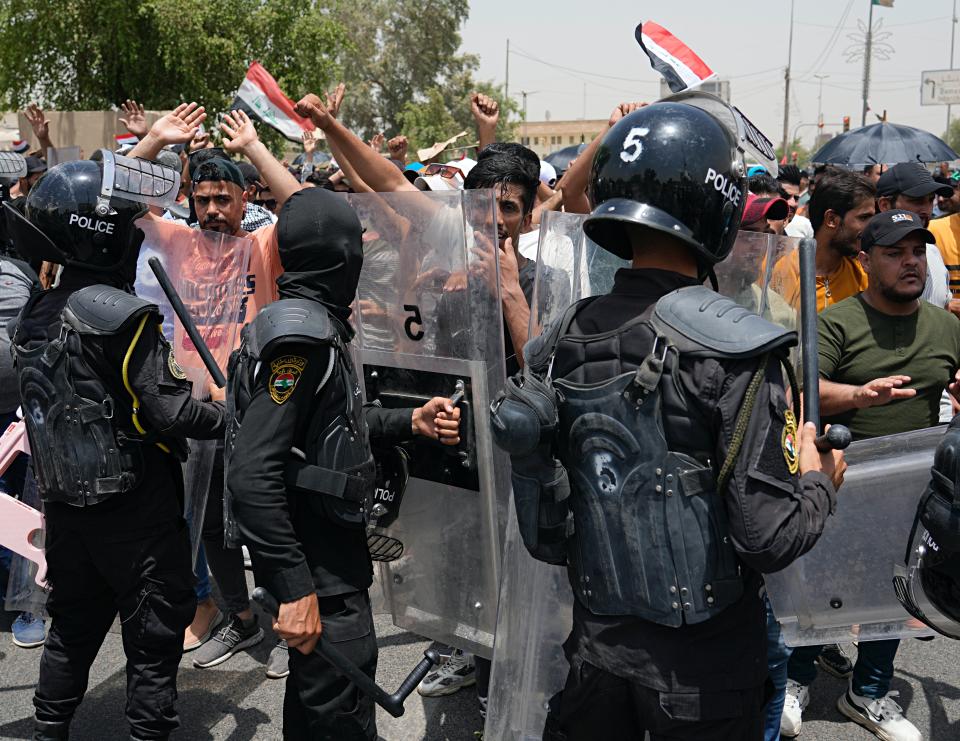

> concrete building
[517,119,606,158]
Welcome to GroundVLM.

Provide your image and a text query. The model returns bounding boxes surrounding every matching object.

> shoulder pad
[522,297,597,373]
[250,299,337,359]
[63,285,159,335]
[651,285,797,359]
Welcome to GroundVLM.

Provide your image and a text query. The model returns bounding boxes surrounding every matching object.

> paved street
[1,571,959,740]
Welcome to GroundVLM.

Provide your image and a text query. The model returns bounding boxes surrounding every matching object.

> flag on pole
[11,140,29,153]
[635,22,716,94]
[872,0,894,7]
[115,133,139,148]
[230,61,316,142]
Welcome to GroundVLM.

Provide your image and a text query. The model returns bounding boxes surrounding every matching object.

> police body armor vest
[227,299,376,528]
[12,286,172,506]
[533,285,795,627]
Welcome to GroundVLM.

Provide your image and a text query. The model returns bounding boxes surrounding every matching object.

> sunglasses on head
[423,163,463,179]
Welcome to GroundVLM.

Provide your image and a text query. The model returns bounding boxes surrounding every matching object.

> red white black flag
[635,22,716,94]
[231,61,316,142]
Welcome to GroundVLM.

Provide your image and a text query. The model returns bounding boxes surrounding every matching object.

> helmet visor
[0,152,27,179]
[662,91,779,177]
[96,149,181,216]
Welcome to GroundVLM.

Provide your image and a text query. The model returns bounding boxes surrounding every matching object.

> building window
[534,137,539,145]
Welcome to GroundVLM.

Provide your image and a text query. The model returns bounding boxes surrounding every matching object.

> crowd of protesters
[3,82,960,741]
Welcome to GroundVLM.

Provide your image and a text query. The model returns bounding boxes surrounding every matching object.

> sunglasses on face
[423,163,463,179]
[255,199,277,210]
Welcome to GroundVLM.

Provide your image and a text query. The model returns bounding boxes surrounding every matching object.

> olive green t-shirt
[818,294,960,440]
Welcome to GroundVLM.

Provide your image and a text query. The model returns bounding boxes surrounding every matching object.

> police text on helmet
[704,168,742,207]
[69,213,115,235]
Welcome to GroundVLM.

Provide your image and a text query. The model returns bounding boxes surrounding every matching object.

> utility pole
[505,39,510,103]
[815,74,829,127]
[861,0,874,127]
[950,0,957,132]
[782,0,795,157]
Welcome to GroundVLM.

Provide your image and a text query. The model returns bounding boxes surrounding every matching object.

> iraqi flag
[635,22,716,94]
[115,133,139,148]
[11,140,29,153]
[231,61,316,142]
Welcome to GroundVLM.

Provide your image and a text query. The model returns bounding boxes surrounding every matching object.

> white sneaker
[781,679,810,737]
[837,686,921,741]
[417,648,476,697]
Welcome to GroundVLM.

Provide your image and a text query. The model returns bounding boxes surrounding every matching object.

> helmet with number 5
[584,97,748,271]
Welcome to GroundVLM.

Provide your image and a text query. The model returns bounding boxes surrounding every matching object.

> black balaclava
[275,188,363,338]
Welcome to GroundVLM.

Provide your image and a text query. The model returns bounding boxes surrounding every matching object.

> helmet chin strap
[704,265,719,291]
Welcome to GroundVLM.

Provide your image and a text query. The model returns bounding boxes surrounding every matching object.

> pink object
[0,420,47,586]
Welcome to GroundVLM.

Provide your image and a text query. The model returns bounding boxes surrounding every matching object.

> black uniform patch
[269,355,307,404]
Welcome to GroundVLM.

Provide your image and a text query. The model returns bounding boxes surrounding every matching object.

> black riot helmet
[585,92,778,272]
[894,417,960,639]
[2,151,181,274]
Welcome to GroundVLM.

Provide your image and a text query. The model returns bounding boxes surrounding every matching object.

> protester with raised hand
[23,103,53,153]
[118,99,149,140]
[471,93,499,152]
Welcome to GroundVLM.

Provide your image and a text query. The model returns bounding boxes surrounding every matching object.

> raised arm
[24,104,54,153]
[220,109,302,208]
[295,88,417,195]
[118,99,149,140]
[471,93,500,153]
[562,102,646,214]
[128,102,207,161]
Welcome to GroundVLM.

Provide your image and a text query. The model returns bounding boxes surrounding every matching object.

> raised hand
[608,101,647,128]
[220,109,259,154]
[118,99,148,138]
[302,129,317,154]
[24,103,51,142]
[324,83,346,119]
[148,102,207,146]
[470,93,500,129]
[387,135,408,163]
[188,129,211,153]
[295,94,334,131]
[368,132,384,152]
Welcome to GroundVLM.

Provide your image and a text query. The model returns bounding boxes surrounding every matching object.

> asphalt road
[1,573,959,740]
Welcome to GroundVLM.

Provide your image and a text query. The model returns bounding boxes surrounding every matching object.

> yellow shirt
[770,250,868,313]
[928,214,960,296]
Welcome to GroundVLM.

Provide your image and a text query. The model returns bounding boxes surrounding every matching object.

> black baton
[148,257,227,388]
[251,587,440,718]
[798,238,851,452]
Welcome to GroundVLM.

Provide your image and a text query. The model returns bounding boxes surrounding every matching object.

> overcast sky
[461,0,957,149]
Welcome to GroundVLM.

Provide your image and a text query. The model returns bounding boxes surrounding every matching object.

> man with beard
[772,168,876,311]
[875,163,953,311]
[789,210,960,741]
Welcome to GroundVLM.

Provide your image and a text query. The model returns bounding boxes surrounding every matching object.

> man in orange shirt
[772,168,876,312]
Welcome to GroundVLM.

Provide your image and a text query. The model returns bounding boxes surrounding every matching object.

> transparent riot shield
[486,211,628,740]
[347,189,511,659]
[134,218,252,564]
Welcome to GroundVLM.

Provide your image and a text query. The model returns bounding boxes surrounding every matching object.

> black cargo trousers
[34,482,195,740]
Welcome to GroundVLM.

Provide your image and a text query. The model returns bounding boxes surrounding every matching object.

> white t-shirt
[518,227,590,297]
[784,214,814,240]
[922,242,951,309]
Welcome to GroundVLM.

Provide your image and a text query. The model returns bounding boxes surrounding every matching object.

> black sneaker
[816,643,853,679]
[192,614,264,668]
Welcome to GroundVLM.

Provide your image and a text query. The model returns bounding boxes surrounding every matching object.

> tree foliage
[775,137,813,167]
[0,0,515,149]
[943,118,960,155]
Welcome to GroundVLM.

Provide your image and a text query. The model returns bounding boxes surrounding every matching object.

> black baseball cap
[236,161,262,187]
[861,209,934,250]
[191,156,245,190]
[876,162,953,198]
[24,155,47,175]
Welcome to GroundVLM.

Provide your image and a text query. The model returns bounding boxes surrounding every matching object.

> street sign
[921,69,960,106]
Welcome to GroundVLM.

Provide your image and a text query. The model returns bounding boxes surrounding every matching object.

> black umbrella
[544,142,587,173]
[811,122,959,166]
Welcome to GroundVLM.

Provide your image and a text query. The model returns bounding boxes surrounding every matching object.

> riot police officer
[4,158,225,741]
[227,187,459,740]
[491,97,846,739]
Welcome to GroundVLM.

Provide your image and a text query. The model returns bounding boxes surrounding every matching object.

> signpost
[921,69,960,106]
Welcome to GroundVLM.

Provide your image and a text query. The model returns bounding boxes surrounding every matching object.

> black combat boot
[32,719,70,740]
